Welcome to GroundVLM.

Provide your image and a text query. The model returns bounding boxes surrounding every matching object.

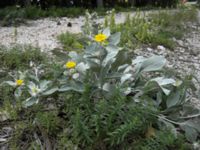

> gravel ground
[0,10,164,51]
[0,12,139,51]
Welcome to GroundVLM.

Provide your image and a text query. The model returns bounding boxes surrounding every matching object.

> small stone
[186,38,193,44]
[176,40,184,47]
[67,22,72,27]
[179,48,185,53]
[57,21,61,25]
[190,47,200,55]
[147,47,153,52]
[179,56,184,60]
[172,37,177,41]
[157,45,166,51]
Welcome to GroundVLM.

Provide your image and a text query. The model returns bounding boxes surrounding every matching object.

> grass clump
[103,7,198,50]
[57,32,85,52]
[0,45,48,70]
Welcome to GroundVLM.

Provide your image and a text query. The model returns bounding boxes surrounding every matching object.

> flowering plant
[2,27,200,144]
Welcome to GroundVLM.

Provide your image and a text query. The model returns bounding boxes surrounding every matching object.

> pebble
[157,45,166,51]
[147,47,153,52]
[177,40,184,47]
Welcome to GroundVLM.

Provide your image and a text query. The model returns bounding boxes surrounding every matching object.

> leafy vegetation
[0,45,48,70]
[57,32,85,52]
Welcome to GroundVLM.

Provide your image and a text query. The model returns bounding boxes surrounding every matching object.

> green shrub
[35,111,60,135]
[150,33,176,49]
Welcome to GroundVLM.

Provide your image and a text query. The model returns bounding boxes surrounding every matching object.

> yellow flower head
[94,34,107,42]
[65,61,76,69]
[16,79,24,86]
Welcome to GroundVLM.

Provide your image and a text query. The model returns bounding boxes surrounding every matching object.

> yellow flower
[65,61,76,69]
[94,34,107,42]
[16,79,24,86]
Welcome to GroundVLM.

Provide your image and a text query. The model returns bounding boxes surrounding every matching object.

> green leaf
[4,81,16,87]
[144,81,170,95]
[182,104,200,117]
[40,80,51,91]
[134,55,166,74]
[184,120,200,133]
[102,28,111,37]
[68,51,81,62]
[156,92,162,106]
[145,77,175,95]
[42,87,58,96]
[23,97,38,108]
[121,73,132,84]
[76,62,90,73]
[103,45,120,66]
[14,88,22,98]
[59,82,84,93]
[132,56,146,65]
[180,124,198,142]
[112,51,131,70]
[102,83,112,92]
[166,91,181,108]
[151,77,175,86]
[109,32,121,45]
[86,59,100,72]
[106,72,123,79]
[106,45,121,52]
[141,56,166,72]
[85,43,97,53]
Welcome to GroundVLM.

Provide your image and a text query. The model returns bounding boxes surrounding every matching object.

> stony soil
[0,10,162,51]
[0,12,138,51]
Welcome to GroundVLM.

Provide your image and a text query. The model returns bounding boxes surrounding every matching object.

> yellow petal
[16,79,24,86]
[94,34,107,42]
[65,61,76,69]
